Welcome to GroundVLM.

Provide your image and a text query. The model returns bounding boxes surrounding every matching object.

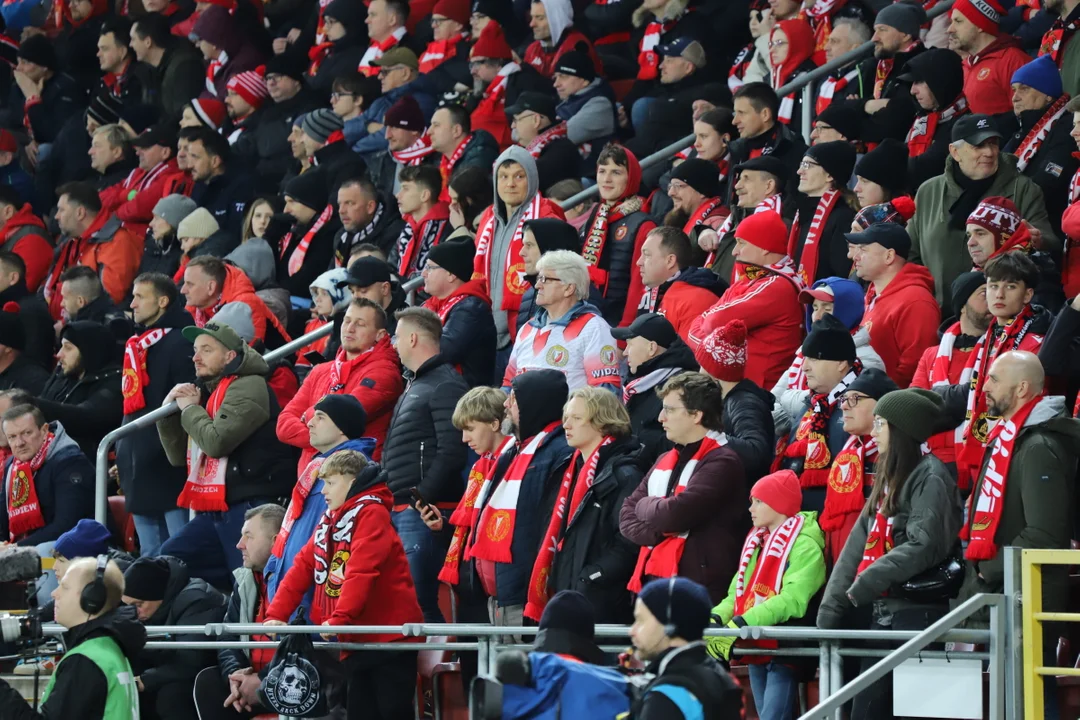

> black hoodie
[307,0,369,93]
[907,49,966,190]
[625,341,698,466]
[513,368,569,441]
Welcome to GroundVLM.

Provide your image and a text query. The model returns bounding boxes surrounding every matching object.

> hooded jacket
[306,0,368,93]
[36,321,122,459]
[854,43,924,143]
[624,340,698,466]
[0,421,93,546]
[422,278,497,387]
[45,212,142,319]
[770,19,817,126]
[962,35,1030,118]
[0,203,53,292]
[522,0,602,79]
[907,52,968,190]
[643,266,726,344]
[722,379,776,484]
[863,263,941,388]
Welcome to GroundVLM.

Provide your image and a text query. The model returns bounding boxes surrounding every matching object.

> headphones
[80,555,108,616]
[662,576,678,638]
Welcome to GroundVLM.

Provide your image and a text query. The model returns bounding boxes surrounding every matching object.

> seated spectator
[0,253,53,369]
[335,71,380,145]
[768,19,816,127]
[107,123,192,241]
[0,130,33,207]
[245,55,322,187]
[186,128,254,245]
[7,35,84,147]
[666,158,727,264]
[303,110,367,187]
[689,212,803,391]
[509,92,580,193]
[389,165,452,280]
[627,38,711,159]
[222,69,268,147]
[0,403,94,551]
[351,48,437,157]
[143,193,197,279]
[264,449,424,718]
[0,311,50,394]
[129,13,206,119]
[810,104,864,146]
[419,0,472,86]
[192,6,264,99]
[180,98,228,132]
[524,0,600,78]
[343,256,407,332]
[909,114,1056,309]
[430,104,500,202]
[277,170,341,298]
[852,3,924,144]
[547,179,595,232]
[177,208,224,266]
[815,17,871,115]
[950,0,1027,129]
[368,96,437,199]
[818,389,961,720]
[552,50,617,173]
[336,176,407,261]
[88,123,136,191]
[193,503,285,720]
[706,155,786,283]
[46,182,142,319]
[694,319,775,482]
[182,256,290,343]
[620,371,747,603]
[516,218,582,331]
[278,297,402,465]
[57,265,130,333]
[790,142,858,285]
[295,267,350,369]
[727,83,807,202]
[155,321,296,587]
[307,0,367,94]
[358,0,412,77]
[0,185,52,292]
[901,49,968,190]
[1059,96,1080,299]
[853,138,910,207]
[636,226,724,341]
[123,556,227,720]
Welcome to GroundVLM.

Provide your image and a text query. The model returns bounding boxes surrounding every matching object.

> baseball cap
[181,321,245,354]
[505,91,557,122]
[657,37,706,68]
[611,313,678,347]
[951,114,1003,146]
[130,123,178,151]
[798,283,834,305]
[843,222,912,257]
[373,47,419,71]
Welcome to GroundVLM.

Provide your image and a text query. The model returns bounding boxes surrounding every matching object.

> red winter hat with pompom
[694,319,747,382]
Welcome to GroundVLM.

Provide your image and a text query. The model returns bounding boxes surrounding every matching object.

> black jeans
[344,649,418,720]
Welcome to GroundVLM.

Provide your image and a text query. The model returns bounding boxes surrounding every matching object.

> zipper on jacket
[419,441,425,488]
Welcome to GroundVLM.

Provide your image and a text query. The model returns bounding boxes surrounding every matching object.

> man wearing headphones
[627,576,743,720]
[0,556,146,719]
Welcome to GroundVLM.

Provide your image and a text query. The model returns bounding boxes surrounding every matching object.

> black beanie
[314,394,368,439]
[802,313,856,363]
[845,367,898,401]
[123,557,171,601]
[950,271,987,319]
[285,168,329,211]
[637,577,712,641]
[264,52,306,81]
[854,139,909,196]
[816,103,863,141]
[88,90,125,127]
[523,218,581,255]
[901,48,964,111]
[0,303,25,352]
[538,590,596,640]
[671,158,722,199]
[426,238,476,281]
[17,35,57,71]
[805,141,857,186]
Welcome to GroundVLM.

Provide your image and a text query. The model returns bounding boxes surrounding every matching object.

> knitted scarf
[816,67,860,115]
[732,513,805,659]
[122,328,169,415]
[438,134,474,202]
[5,430,54,541]
[272,453,325,557]
[178,376,237,511]
[623,366,683,404]
[358,28,405,77]
[312,490,385,599]
[205,49,228,96]
[821,434,876,531]
[281,204,335,276]
[1014,93,1072,172]
[474,194,542,312]
[525,122,569,159]
[906,96,968,158]
[931,322,967,442]
[707,194,782,268]
[637,14,680,81]
[856,495,894,576]
[788,189,841,287]
[781,361,861,488]
[395,203,450,277]
[391,133,434,167]
[1039,8,1079,67]
[682,197,723,236]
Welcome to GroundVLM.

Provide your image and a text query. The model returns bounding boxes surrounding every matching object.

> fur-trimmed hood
[633,0,690,28]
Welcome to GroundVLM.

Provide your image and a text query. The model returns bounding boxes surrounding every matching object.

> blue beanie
[53,519,112,560]
[637,577,712,641]
[1011,55,1062,100]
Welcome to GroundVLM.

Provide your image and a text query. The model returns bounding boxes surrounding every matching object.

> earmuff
[80,555,108,615]
[663,576,678,637]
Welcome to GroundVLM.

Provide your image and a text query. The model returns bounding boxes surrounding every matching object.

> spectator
[295,267,350,369]
[155,321,296,587]
[342,256,407,333]
[504,250,621,393]
[358,0,411,77]
[468,22,525,150]
[421,238,497,387]
[8,35,84,146]
[1059,103,1080,299]
[389,164,452,280]
[88,123,136,190]
[728,1,773,95]
[688,212,803,391]
[418,0,472,84]
[56,0,112,97]
[509,92,581,193]
[278,169,342,298]
[193,504,285,720]
[58,265,129,333]
[470,369,573,628]
[849,223,941,387]
[0,130,33,208]
[0,186,52,293]
[105,126,191,242]
[636,226,724,341]
[727,83,807,204]
[627,38,711,159]
[222,69,268,147]
[790,142,858,285]
[1004,55,1079,237]
[0,252,53,368]
[516,218,582,331]
[355,49,439,158]
[552,49,617,173]
[247,55,321,186]
[818,388,961,719]
[263,449,424,719]
[129,13,205,119]
[267,394,376,603]
[667,158,727,265]
[769,19,816,127]
[908,114,1056,309]
[524,0,600,78]
[815,17,871,115]
[706,470,825,720]
[336,176,407,261]
[180,98,228,132]
[630,577,743,719]
[430,104,500,201]
[950,0,1028,129]
[854,3,924,143]
[186,128,254,244]
[176,208,229,270]
[123,556,227,720]
[810,103,864,146]
[307,0,367,94]
[47,182,142,319]
[1039,0,1080,97]
[336,72,381,147]
[620,371,748,602]
[707,155,786,284]
[694,319,775,483]
[853,138,910,207]
[182,255,289,344]
[901,49,969,190]
[369,96,436,199]
[192,6,264,99]
[0,310,50,394]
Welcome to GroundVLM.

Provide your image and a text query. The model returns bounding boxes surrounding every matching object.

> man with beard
[853,3,925,143]
[949,0,1027,130]
[1039,0,1080,97]
[666,158,727,267]
[635,227,724,342]
[223,70,268,147]
[900,49,969,190]
[335,176,406,261]
[278,169,342,298]
[705,155,786,285]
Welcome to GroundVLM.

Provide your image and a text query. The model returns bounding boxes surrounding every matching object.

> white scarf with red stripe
[280,204,335,276]
[358,27,406,76]
[733,513,805,615]
[637,16,678,81]
[206,50,228,96]
[391,132,435,167]
[931,322,966,441]
[122,328,169,415]
[179,376,237,511]
[816,67,860,115]
[525,122,569,159]
[706,194,782,267]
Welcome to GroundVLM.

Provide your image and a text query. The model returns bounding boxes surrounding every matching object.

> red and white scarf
[178,376,237,511]
[778,363,860,488]
[119,160,171,196]
[358,27,406,76]
[525,122,569,159]
[1039,10,1079,67]
[327,346,372,392]
[628,431,728,592]
[1014,93,1071,172]
[470,422,559,563]
[281,204,335,276]
[623,366,683,404]
[474,194,542,312]
[778,349,810,394]
[788,189,841,287]
[682,197,723,237]
[706,194,782,267]
[906,96,969,158]
[731,513,805,658]
[122,328,169,415]
[525,437,615,620]
[438,133,474,202]
[816,67,859,115]
[272,453,326,558]
[873,42,919,99]
[930,322,967,442]
[773,68,806,125]
[205,49,228,96]
[582,196,641,279]
[728,43,754,92]
[856,496,894,576]
[312,490,386,600]
[313,0,332,44]
[821,435,876,532]
[637,15,679,81]
[391,132,434,167]
[418,32,468,74]
[5,430,54,541]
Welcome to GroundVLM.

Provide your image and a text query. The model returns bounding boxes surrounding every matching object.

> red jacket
[910,330,975,464]
[962,35,1030,116]
[295,316,332,368]
[660,278,724,344]
[100,159,192,240]
[0,204,52,292]
[523,29,601,78]
[45,211,142,319]
[185,265,290,344]
[276,335,403,469]
[687,268,803,390]
[861,263,941,388]
[265,480,423,654]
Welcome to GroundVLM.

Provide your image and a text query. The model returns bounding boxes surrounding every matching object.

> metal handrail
[556,0,956,212]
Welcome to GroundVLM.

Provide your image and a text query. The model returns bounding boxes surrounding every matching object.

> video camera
[0,546,46,655]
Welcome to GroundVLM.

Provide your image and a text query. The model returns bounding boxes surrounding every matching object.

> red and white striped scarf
[707,194,782,268]
[272,453,325,557]
[205,49,228,96]
[1014,93,1071,172]
[391,132,435,167]
[906,96,968,158]
[682,197,723,236]
[623,366,683,404]
[788,189,841,287]
[728,43,754,92]
[637,16,679,81]
[931,322,966,442]
[358,28,406,76]
[280,204,335,276]
[816,67,860,115]
[474,194,541,311]
[525,122,569,159]
[732,512,804,653]
[121,328,168,415]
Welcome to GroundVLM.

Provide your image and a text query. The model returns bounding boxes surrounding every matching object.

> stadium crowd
[0,0,1076,716]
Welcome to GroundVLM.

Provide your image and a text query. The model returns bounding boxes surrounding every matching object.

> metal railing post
[990,597,1005,719]
[818,641,831,700]
[829,642,843,720]
[802,84,814,145]
[1003,546,1024,720]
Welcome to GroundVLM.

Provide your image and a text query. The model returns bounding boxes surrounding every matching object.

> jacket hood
[1021,396,1080,444]
[227,342,271,378]
[147,299,195,332]
[675,267,727,297]
[147,555,192,623]
[492,145,540,224]
[523,218,581,255]
[45,421,82,463]
[920,52,963,109]
[531,300,601,329]
[772,19,815,84]
[60,320,120,375]
[512,368,569,440]
[631,338,697,378]
[225,239,277,291]
[879,262,936,300]
[3,204,45,232]
[346,462,390,500]
[539,0,573,46]
[725,378,775,407]
[804,277,864,331]
[66,604,147,661]
[795,510,825,550]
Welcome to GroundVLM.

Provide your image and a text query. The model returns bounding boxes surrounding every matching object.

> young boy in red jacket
[264,450,423,719]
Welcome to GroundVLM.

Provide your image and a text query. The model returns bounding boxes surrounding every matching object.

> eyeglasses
[430,16,451,26]
[511,112,538,126]
[872,417,887,431]
[769,39,788,48]
[799,159,822,170]
[265,73,284,83]
[668,179,689,193]
[469,59,493,69]
[661,404,688,415]
[377,65,408,78]
[840,393,871,408]
[536,275,564,285]
[330,91,356,100]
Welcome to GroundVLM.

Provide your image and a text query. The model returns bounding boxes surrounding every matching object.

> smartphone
[304,351,327,365]
[409,487,429,509]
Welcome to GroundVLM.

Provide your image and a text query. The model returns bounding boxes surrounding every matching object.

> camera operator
[0,556,146,719]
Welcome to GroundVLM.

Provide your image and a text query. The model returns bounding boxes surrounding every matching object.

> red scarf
[525,437,614,620]
[474,194,542,312]
[779,363,861,488]
[1014,93,1072,172]
[821,435,876,531]
[788,189,841,287]
[440,436,515,585]
[856,498,894,576]
[391,132,434,167]
[1039,10,1079,67]
[525,122,569,159]
[313,0,332,43]
[206,50,228,96]
[272,454,325,558]
[961,394,1045,561]
[307,41,334,76]
[682,197,723,236]
[280,204,335,276]
[628,431,728,592]
[438,134,474,202]
[327,346,372,392]
[816,67,860,115]
[122,328,169,415]
[178,376,237,511]
[419,33,468,73]
[1066,167,1080,300]
[312,490,387,600]
[930,323,970,455]
[906,96,968,157]
[470,422,560,563]
[6,431,54,541]
[359,30,404,77]
[637,16,679,81]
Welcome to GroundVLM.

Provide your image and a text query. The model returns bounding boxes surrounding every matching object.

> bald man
[0,557,145,718]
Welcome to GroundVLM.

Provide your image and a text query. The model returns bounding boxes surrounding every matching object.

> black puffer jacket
[190,167,255,247]
[624,341,698,466]
[1004,104,1080,239]
[722,379,775,483]
[243,88,322,191]
[379,355,470,505]
[549,436,650,624]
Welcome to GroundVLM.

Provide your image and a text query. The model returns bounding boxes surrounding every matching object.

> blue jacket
[351,75,438,156]
[501,653,634,719]
[0,162,33,206]
[264,436,376,608]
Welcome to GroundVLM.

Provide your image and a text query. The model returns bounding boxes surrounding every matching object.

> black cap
[611,313,678,347]
[553,49,595,82]
[805,141,857,186]
[733,155,789,192]
[130,122,178,152]
[802,313,856,362]
[854,138,908,196]
[845,368,898,401]
[671,158,721,199]
[950,270,987,319]
[344,256,392,288]
[815,103,862,141]
[951,114,1003,146]
[505,91,557,121]
[844,222,912,257]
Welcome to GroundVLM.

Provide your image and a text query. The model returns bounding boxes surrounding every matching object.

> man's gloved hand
[706,620,740,661]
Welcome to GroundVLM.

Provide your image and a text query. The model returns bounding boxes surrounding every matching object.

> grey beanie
[874,389,945,443]
[875,3,926,38]
[153,194,198,230]
[211,302,256,345]
[302,108,344,144]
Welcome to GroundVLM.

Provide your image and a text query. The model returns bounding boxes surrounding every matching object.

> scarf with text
[205,49,229,96]
[931,322,967,442]
[178,376,237,511]
[122,328,169,414]
[732,513,805,654]
[628,431,728,592]
[470,422,559,563]
[906,95,968,157]
[272,454,326,558]
[707,194,782,268]
[728,43,755,91]
[358,28,406,77]
[788,189,841,287]
[821,434,876,531]
[525,437,615,620]
[525,122,569,159]
[474,194,541,312]
[280,204,335,276]
[638,13,682,81]
[438,133,474,202]
[816,67,860,115]
[780,362,861,488]
[1039,10,1079,67]
[682,197,723,237]
[1014,93,1072,172]
[856,494,894,576]
[419,32,468,73]
[391,132,434,167]
[5,430,54,541]
[395,204,450,277]
[312,490,385,599]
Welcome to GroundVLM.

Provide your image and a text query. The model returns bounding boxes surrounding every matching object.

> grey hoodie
[225,238,277,290]
[490,146,542,348]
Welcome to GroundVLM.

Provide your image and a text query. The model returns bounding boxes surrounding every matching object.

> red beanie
[190,98,227,131]
[751,470,802,518]
[967,195,1033,258]
[953,0,1003,34]
[470,21,512,60]
[226,68,268,110]
[433,0,470,25]
[735,211,788,256]
[694,320,747,382]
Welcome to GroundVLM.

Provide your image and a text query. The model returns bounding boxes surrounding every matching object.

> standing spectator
[130,13,206,119]
[115,273,194,556]
[620,372,748,602]
[508,92,581,193]
[524,0,600,79]
[1039,0,1080,97]
[278,169,342,298]
[727,82,807,204]
[192,6,264,100]
[0,253,54,369]
[353,48,438,157]
[0,310,50,394]
[552,51,617,172]
[358,0,411,77]
[389,164,452,280]
[900,49,969,190]
[0,186,53,293]
[666,158,727,264]
[854,3,924,143]
[853,139,910,207]
[949,0,1028,128]
[636,226,724,341]
[789,142,858,285]
[430,104,500,201]
[335,176,407,261]
[186,128,254,245]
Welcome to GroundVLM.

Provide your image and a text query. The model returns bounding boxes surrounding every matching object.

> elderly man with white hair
[502,249,621,393]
